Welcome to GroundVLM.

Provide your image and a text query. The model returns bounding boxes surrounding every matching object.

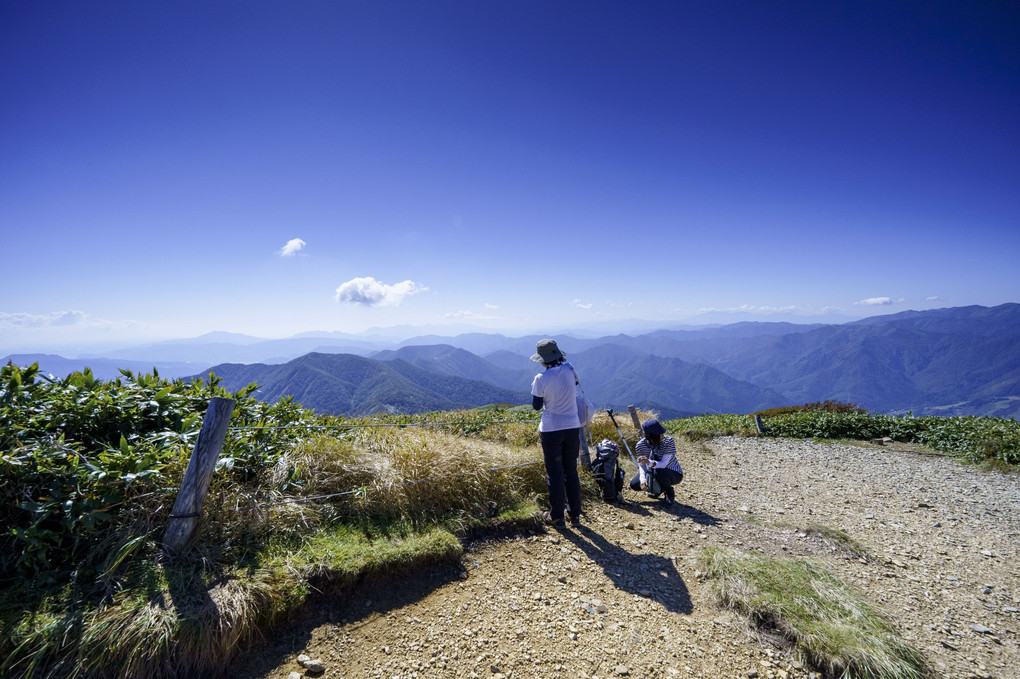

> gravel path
[236,437,1020,679]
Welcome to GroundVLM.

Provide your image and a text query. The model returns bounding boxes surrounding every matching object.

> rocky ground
[235,437,1020,679]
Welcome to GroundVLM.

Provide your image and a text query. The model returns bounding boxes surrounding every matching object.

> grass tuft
[801,524,870,560]
[699,546,931,679]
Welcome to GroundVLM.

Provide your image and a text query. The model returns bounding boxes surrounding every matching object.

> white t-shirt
[531,363,581,432]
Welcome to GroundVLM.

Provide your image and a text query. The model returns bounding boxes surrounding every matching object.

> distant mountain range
[5,304,1019,418]
[201,352,530,417]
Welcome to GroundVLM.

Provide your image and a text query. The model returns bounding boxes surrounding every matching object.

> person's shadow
[663,501,721,527]
[614,492,722,528]
[560,521,694,615]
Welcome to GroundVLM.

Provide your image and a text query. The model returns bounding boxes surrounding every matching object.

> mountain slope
[371,344,788,418]
[570,345,788,418]
[198,352,529,416]
[666,304,1020,416]
[371,345,533,391]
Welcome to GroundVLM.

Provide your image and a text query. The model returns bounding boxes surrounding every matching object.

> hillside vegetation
[1,361,1018,677]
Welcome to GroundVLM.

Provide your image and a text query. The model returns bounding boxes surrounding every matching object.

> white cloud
[278,238,306,257]
[854,297,894,306]
[0,310,89,329]
[334,277,427,307]
[925,296,942,302]
[484,302,499,310]
[697,304,804,314]
[446,310,500,320]
[573,299,593,310]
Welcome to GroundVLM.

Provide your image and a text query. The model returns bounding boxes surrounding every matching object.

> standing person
[630,418,684,506]
[530,339,582,528]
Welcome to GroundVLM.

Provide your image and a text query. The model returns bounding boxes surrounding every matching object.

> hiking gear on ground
[630,466,682,502]
[591,439,625,502]
[606,409,639,467]
[646,470,662,496]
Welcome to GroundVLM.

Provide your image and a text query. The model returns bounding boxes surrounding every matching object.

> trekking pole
[606,409,639,467]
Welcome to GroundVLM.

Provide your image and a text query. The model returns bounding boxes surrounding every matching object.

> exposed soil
[234,437,1020,679]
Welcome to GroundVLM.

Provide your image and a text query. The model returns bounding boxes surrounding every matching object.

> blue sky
[2,1,1018,352]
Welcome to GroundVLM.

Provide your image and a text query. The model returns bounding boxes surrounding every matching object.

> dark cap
[641,418,666,436]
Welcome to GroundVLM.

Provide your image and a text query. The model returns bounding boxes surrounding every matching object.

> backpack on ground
[591,439,624,502]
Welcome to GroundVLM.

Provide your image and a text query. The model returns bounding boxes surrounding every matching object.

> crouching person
[629,418,683,505]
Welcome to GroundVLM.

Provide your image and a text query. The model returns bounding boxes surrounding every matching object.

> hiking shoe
[567,510,581,526]
[646,492,660,499]
[542,511,566,528]
[661,495,674,506]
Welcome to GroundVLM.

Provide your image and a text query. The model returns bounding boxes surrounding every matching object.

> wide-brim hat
[531,338,566,363]
[641,418,666,436]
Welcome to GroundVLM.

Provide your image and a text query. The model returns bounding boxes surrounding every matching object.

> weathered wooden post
[579,429,592,471]
[163,396,236,554]
[754,414,765,434]
[627,405,643,431]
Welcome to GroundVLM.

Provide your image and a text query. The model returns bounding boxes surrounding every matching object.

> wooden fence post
[579,428,592,471]
[627,405,643,431]
[163,396,236,554]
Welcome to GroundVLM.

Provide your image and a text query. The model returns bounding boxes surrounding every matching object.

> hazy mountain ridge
[1,354,206,382]
[5,304,1018,418]
[370,345,534,392]
[564,344,787,419]
[364,343,786,419]
[200,353,530,417]
[657,307,1020,416]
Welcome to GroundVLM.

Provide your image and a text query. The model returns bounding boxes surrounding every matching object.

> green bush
[0,362,318,585]
[665,407,1019,466]
[754,400,867,417]
[762,411,890,440]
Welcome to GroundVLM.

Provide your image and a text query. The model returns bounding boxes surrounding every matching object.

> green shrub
[754,400,867,417]
[656,407,1019,466]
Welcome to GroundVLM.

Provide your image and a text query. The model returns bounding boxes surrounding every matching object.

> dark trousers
[629,467,683,499]
[540,427,582,521]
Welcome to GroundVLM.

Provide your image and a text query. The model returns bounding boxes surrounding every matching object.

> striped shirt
[635,435,682,482]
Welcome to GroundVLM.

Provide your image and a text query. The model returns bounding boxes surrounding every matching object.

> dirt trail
[235,437,1020,679]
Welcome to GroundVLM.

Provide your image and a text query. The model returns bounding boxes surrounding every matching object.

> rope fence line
[260,460,545,507]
